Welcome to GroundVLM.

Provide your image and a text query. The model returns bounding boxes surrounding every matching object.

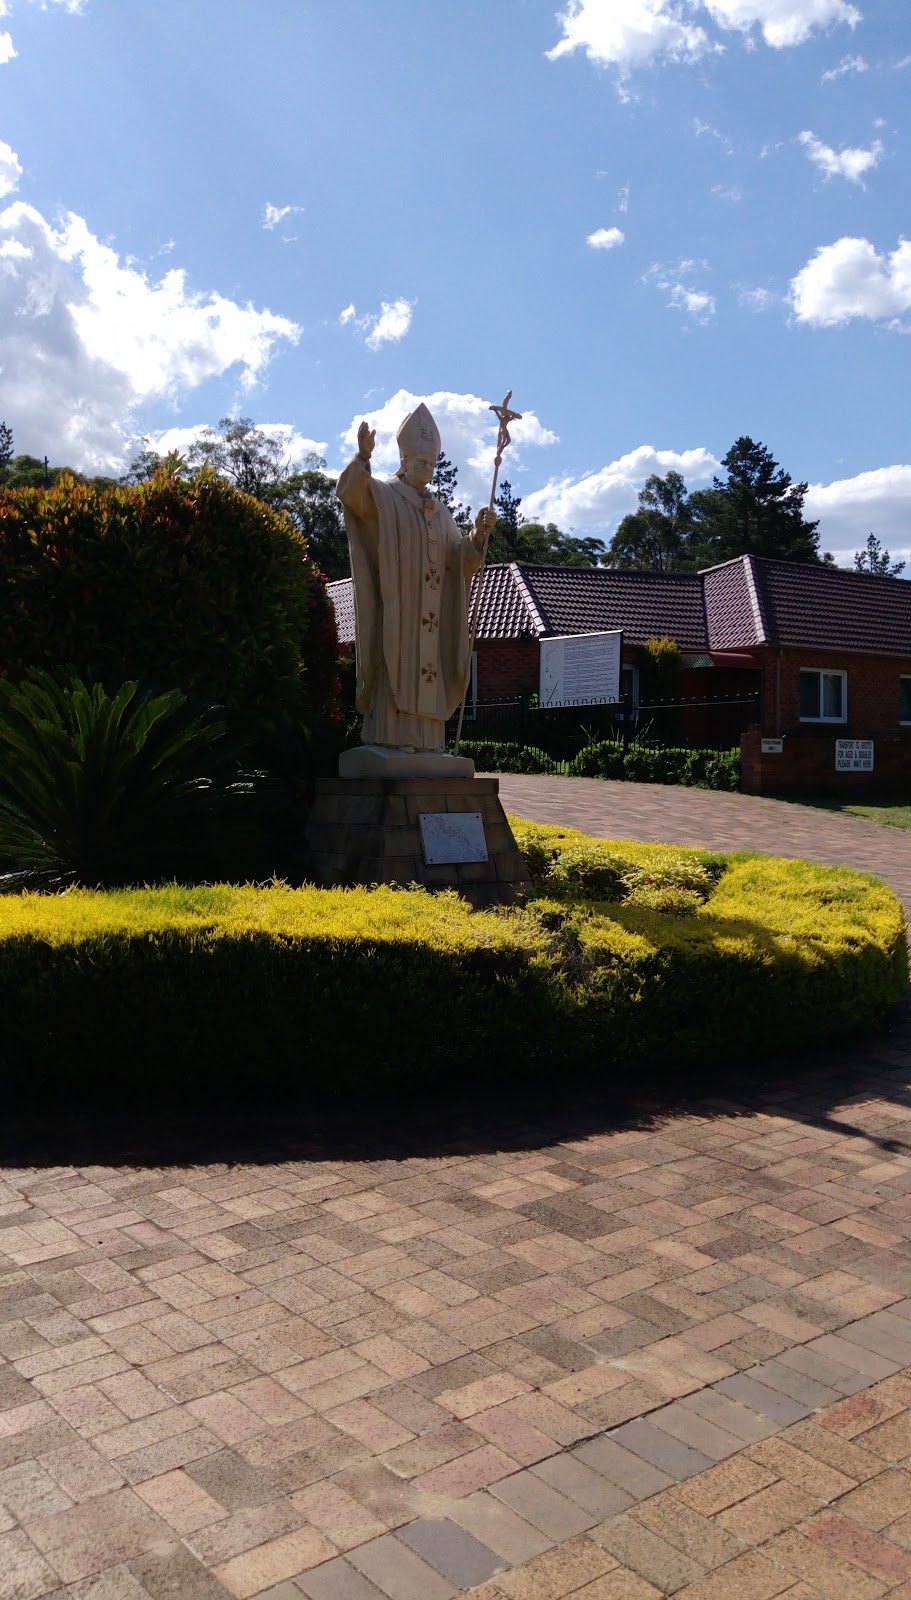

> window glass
[822,673,844,719]
[901,678,911,723]
[799,671,820,719]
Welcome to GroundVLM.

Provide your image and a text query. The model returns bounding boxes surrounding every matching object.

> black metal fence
[447,692,760,767]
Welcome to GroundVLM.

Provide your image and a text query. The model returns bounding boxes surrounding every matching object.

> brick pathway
[3,783,911,1598]
[496,776,911,914]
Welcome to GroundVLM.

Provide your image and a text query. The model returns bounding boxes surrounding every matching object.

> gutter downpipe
[775,647,782,735]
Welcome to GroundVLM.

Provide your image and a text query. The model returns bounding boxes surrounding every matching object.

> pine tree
[431,453,472,530]
[0,422,13,485]
[853,533,906,579]
[689,437,821,566]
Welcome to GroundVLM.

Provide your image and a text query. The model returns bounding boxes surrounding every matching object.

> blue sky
[1,0,909,562]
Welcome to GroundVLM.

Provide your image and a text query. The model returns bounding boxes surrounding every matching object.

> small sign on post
[835,739,874,772]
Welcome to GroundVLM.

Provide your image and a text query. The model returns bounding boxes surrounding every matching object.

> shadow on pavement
[3,1002,910,1173]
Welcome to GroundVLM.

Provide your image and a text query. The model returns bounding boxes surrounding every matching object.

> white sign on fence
[761,737,784,754]
[419,812,489,865]
[539,630,623,708]
[835,739,874,772]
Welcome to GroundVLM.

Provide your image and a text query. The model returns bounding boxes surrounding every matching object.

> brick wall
[475,639,540,702]
[760,647,911,738]
[741,728,911,795]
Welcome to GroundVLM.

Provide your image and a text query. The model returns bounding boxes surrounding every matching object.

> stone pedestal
[300,777,527,905]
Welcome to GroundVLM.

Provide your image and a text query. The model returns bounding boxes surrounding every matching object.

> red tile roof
[329,557,911,659]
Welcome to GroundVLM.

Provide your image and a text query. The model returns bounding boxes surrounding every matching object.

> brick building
[328,555,911,794]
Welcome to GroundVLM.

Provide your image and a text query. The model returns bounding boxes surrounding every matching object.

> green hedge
[0,820,904,1108]
[457,739,740,790]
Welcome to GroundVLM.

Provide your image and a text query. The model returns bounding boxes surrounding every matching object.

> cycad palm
[0,672,226,889]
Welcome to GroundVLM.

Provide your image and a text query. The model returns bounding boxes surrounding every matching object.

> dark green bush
[568,741,625,778]
[456,740,557,774]
[0,469,340,748]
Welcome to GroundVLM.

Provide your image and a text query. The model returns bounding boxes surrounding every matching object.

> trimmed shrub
[0,469,339,746]
[0,823,904,1108]
[568,741,625,778]
[455,740,557,774]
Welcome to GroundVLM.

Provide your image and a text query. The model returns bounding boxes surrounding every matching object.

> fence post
[621,691,633,752]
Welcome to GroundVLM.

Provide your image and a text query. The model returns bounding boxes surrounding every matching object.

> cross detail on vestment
[422,611,439,633]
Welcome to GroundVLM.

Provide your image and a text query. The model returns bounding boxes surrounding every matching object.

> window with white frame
[901,677,911,725]
[799,668,846,723]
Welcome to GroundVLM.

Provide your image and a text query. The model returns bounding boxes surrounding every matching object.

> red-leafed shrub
[0,467,340,748]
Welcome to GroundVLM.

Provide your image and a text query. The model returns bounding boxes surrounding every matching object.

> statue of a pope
[336,403,495,776]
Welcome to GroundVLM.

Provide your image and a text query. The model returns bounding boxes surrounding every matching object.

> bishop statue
[336,403,495,777]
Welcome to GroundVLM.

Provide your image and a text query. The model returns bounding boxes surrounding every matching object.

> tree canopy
[854,533,905,579]
[487,479,607,567]
[123,418,351,580]
[607,438,830,571]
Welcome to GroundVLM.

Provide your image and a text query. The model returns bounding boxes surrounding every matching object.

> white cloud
[739,285,779,310]
[798,129,883,184]
[341,389,558,508]
[712,184,742,201]
[587,226,625,249]
[262,201,302,231]
[548,0,860,82]
[805,465,911,556]
[791,235,911,327]
[618,185,630,212]
[548,0,714,76]
[822,52,867,80]
[147,421,328,465]
[694,117,733,153]
[646,259,716,321]
[0,30,15,60]
[0,139,22,197]
[703,0,861,48]
[523,446,721,530]
[0,198,300,471]
[364,297,414,350]
[339,303,355,324]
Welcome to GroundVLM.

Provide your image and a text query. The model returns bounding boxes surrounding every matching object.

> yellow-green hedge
[0,821,905,1107]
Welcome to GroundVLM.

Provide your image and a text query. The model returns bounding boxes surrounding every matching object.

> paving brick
[593,1509,705,1591]
[530,1452,634,1519]
[801,1335,898,1383]
[644,1401,744,1462]
[347,1533,457,1600]
[674,1456,777,1517]
[670,1549,797,1599]
[713,1375,810,1426]
[295,1559,390,1600]
[127,1540,233,1598]
[26,1487,171,1583]
[397,1517,506,1587]
[573,1436,674,1501]
[767,1528,889,1599]
[448,1490,553,1565]
[214,1527,338,1597]
[491,1469,598,1540]
[717,1480,822,1541]
[492,1535,616,1599]
[779,1420,885,1483]
[633,1493,745,1570]
[609,1418,714,1480]
[571,1575,663,1600]
[836,1466,911,1530]
[678,1388,778,1446]
[0,1527,61,1600]
[803,1510,911,1584]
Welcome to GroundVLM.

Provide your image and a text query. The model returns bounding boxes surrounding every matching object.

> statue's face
[400,450,437,491]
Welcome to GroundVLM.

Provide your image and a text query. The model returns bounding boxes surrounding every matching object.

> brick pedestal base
[299,777,527,904]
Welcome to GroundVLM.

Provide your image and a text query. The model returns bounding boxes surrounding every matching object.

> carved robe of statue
[336,454,482,751]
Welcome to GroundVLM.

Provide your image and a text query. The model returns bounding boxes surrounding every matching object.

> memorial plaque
[419,811,489,865]
[836,738,874,772]
[540,629,623,708]
[761,737,784,754]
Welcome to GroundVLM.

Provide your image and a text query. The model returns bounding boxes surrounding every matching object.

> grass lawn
[804,795,911,830]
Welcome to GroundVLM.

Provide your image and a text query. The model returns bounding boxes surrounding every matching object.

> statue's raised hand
[473,507,496,550]
[357,422,376,462]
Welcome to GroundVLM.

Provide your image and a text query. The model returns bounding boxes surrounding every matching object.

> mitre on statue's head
[396,403,441,460]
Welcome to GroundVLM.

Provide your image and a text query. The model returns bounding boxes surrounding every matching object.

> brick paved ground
[3,781,911,1598]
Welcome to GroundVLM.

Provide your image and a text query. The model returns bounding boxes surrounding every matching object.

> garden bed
[0,821,905,1109]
